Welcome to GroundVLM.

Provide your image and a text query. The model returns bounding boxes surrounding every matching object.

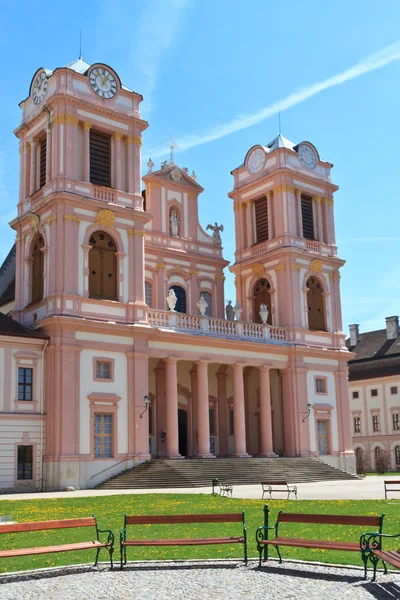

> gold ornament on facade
[28,214,40,232]
[252,263,264,276]
[96,209,115,227]
[310,259,323,273]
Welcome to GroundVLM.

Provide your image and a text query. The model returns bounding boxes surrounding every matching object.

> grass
[0,494,399,573]
[364,472,400,477]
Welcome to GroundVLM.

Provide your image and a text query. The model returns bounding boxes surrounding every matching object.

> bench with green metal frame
[255,504,385,579]
[0,516,114,568]
[120,512,247,569]
[360,531,400,581]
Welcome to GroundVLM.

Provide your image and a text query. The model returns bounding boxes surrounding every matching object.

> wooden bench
[261,481,297,500]
[384,479,400,499]
[361,531,400,581]
[255,504,385,578]
[212,478,233,497]
[120,512,247,569]
[0,517,114,568]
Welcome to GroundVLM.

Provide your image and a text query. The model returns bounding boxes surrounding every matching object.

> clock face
[89,67,117,99]
[32,71,48,105]
[298,144,317,170]
[247,148,265,174]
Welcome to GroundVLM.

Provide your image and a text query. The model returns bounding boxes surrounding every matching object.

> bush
[375,449,391,474]
[356,450,368,475]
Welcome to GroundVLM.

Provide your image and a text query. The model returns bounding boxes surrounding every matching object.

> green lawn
[0,494,399,573]
[364,472,399,477]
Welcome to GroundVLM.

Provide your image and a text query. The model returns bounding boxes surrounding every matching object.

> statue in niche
[147,158,154,172]
[197,294,208,316]
[170,209,180,237]
[206,222,224,244]
[166,288,177,312]
[226,300,234,321]
[259,303,269,325]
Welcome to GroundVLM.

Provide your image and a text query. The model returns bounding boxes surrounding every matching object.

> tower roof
[64,57,91,74]
[265,134,295,151]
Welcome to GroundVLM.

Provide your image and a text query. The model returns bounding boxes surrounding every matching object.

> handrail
[303,450,324,463]
[90,452,143,480]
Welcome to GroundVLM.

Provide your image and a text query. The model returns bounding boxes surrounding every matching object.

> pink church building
[0,58,355,492]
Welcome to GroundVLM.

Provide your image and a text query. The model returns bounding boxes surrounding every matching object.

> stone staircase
[96,457,357,490]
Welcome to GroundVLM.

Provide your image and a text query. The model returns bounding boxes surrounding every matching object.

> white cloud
[148,40,400,158]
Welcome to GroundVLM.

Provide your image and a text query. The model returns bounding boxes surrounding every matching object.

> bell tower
[229,135,345,344]
[11,58,149,326]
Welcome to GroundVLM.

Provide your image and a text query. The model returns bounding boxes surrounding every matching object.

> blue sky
[1,0,400,334]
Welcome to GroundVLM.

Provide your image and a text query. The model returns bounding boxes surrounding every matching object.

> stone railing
[93,185,116,203]
[306,240,321,253]
[148,310,288,343]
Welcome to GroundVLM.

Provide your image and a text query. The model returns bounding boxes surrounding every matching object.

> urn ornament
[259,303,269,325]
[166,289,177,312]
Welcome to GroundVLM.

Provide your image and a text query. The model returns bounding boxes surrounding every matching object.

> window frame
[352,391,359,399]
[393,413,400,431]
[93,358,115,382]
[16,444,34,481]
[18,367,33,401]
[89,129,112,188]
[314,376,327,395]
[145,281,153,308]
[354,416,361,433]
[94,412,114,459]
[391,386,398,395]
[372,414,380,432]
[371,389,378,397]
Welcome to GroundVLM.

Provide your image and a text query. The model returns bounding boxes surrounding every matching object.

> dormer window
[301,194,315,240]
[90,130,111,188]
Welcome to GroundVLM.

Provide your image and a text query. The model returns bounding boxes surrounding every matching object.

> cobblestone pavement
[0,560,399,600]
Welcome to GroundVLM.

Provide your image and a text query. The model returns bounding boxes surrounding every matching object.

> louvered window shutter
[90,130,111,187]
[301,195,315,240]
[255,197,268,243]
[39,138,47,188]
[102,248,117,300]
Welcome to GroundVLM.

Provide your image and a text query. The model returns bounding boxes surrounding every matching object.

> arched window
[201,292,212,317]
[145,282,153,308]
[395,446,400,466]
[169,285,186,313]
[253,278,272,325]
[374,446,381,463]
[88,231,117,300]
[31,234,44,305]
[355,447,362,462]
[306,276,326,331]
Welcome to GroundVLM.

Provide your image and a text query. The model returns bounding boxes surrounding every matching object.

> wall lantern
[302,403,312,422]
[140,395,149,419]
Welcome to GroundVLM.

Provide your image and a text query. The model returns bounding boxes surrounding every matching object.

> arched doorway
[178,409,188,456]
[169,285,186,313]
[253,278,272,324]
[306,276,326,331]
[31,234,44,304]
[88,231,118,300]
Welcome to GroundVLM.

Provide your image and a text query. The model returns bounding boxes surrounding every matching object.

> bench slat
[259,537,360,552]
[261,481,288,486]
[373,550,400,570]
[384,480,400,485]
[278,513,382,526]
[122,537,244,546]
[0,540,107,558]
[125,513,243,525]
[0,518,96,535]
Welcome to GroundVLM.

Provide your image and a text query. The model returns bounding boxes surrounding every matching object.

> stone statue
[233,302,243,322]
[182,167,189,174]
[191,170,197,181]
[226,300,234,321]
[170,209,180,237]
[161,160,168,170]
[197,294,208,316]
[259,303,269,325]
[166,289,177,312]
[206,222,224,244]
[147,158,154,172]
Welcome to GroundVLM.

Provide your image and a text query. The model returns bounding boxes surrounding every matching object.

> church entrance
[178,409,188,456]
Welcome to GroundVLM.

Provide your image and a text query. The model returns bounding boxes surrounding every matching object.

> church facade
[0,58,355,492]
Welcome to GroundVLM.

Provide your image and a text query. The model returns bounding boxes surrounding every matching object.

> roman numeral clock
[89,66,117,99]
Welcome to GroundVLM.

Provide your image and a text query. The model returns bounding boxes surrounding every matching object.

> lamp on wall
[140,395,149,419]
[161,428,167,443]
[302,403,312,422]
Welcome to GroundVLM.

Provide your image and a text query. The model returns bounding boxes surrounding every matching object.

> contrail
[148,40,400,158]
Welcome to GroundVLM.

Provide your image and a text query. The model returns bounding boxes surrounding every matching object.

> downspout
[39,339,49,491]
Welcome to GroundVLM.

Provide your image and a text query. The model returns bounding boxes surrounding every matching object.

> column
[232,364,250,457]
[327,197,336,245]
[45,126,52,183]
[217,369,228,456]
[127,136,134,194]
[195,361,213,457]
[266,192,274,238]
[19,143,28,203]
[246,201,253,247]
[113,132,123,190]
[133,136,142,197]
[295,189,303,238]
[29,140,37,195]
[316,196,324,242]
[83,122,91,182]
[335,365,354,465]
[259,366,276,457]
[165,358,181,458]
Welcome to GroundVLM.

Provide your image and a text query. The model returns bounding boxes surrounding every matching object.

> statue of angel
[206,222,224,244]
[147,158,154,172]
[170,209,180,237]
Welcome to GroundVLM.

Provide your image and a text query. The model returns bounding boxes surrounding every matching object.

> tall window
[89,231,117,300]
[372,415,380,432]
[169,285,186,313]
[374,446,381,464]
[31,234,44,305]
[39,137,47,188]
[229,409,234,435]
[94,413,113,458]
[301,194,315,240]
[255,197,268,243]
[18,368,33,401]
[145,282,153,308]
[393,413,400,431]
[395,446,400,467]
[148,404,154,436]
[306,276,326,331]
[90,130,111,188]
[209,408,216,436]
[201,292,212,317]
[253,278,272,325]
[317,419,329,455]
[17,445,33,480]
[354,416,361,433]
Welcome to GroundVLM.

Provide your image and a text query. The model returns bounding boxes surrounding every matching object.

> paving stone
[0,560,399,599]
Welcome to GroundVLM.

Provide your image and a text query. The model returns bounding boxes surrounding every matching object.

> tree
[375,449,391,474]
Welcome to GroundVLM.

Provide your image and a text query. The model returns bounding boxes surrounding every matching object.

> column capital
[196,358,210,366]
[259,364,273,372]
[164,356,179,365]
[29,139,37,147]
[113,132,124,141]
[83,122,92,131]
[232,363,245,371]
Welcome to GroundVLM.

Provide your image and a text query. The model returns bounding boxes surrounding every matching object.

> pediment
[144,164,204,192]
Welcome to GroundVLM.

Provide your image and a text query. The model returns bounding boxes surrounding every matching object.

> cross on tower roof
[165,137,179,164]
